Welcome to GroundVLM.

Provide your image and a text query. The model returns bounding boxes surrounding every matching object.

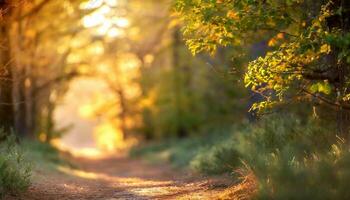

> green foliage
[175,0,304,55]
[253,142,350,200]
[191,115,335,175]
[133,114,350,199]
[244,4,343,111]
[236,115,335,163]
[176,0,350,113]
[175,1,350,196]
[22,139,73,173]
[23,140,62,165]
[138,43,245,139]
[0,135,31,197]
[188,115,350,199]
[130,126,234,168]
[190,138,240,174]
[235,116,350,200]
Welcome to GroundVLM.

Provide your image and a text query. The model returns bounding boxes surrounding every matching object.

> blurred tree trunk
[15,74,27,136]
[0,1,15,137]
[172,27,188,137]
[325,0,350,138]
[28,76,38,137]
[11,5,29,138]
[44,100,55,143]
[26,32,40,139]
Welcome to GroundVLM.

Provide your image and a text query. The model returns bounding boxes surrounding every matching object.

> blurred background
[2,0,350,199]
[0,0,248,154]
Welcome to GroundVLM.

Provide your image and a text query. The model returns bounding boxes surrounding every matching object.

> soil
[6,155,232,200]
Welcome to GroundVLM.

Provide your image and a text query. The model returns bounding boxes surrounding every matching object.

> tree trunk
[0,3,15,136]
[326,0,350,139]
[172,27,188,138]
[11,7,29,138]
[27,76,37,138]
[14,69,27,137]
[45,100,54,143]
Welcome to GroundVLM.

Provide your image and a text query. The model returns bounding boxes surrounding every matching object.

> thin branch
[261,27,299,38]
[302,88,350,110]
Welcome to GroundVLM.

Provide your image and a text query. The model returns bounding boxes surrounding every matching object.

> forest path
[16,155,231,200]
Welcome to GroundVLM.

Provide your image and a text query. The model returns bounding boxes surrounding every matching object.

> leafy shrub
[0,135,31,197]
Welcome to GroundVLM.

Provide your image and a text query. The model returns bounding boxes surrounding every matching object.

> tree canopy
[175,0,350,116]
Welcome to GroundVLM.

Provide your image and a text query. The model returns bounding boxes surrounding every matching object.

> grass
[0,136,71,198]
[131,115,350,199]
[217,168,257,200]
[0,136,31,197]
[22,140,68,172]
[130,125,239,173]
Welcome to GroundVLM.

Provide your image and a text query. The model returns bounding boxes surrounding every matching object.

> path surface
[11,156,232,200]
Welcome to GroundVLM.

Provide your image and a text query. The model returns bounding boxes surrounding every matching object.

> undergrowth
[22,140,67,171]
[0,135,31,197]
[130,127,233,169]
[132,114,350,199]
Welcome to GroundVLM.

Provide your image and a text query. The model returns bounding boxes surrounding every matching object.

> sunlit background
[53,0,138,157]
[54,78,115,157]
[9,0,242,158]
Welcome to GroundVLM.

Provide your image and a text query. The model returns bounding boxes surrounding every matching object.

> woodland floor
[7,154,232,200]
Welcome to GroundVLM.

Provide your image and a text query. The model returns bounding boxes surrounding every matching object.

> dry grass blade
[217,168,257,200]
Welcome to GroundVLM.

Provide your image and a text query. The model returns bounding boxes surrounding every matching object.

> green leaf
[309,81,331,95]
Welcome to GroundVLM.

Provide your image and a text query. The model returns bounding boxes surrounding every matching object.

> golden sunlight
[78,105,95,119]
[82,0,129,38]
[54,74,138,157]
[93,122,124,151]
[54,78,122,156]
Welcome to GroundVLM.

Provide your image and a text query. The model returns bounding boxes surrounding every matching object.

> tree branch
[302,88,350,110]
[18,0,52,20]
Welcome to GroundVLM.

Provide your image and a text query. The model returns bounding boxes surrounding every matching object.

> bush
[0,135,31,197]
[190,115,350,199]
[236,116,335,163]
[190,139,240,174]
[234,115,350,200]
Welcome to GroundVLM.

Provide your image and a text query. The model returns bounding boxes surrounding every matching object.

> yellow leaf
[320,44,331,54]
[227,10,239,20]
[268,38,277,47]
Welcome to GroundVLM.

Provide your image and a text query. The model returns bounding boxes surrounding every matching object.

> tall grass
[199,115,350,199]
[0,135,31,197]
[236,116,350,200]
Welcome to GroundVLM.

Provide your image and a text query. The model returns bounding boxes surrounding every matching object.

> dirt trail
[11,155,232,200]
